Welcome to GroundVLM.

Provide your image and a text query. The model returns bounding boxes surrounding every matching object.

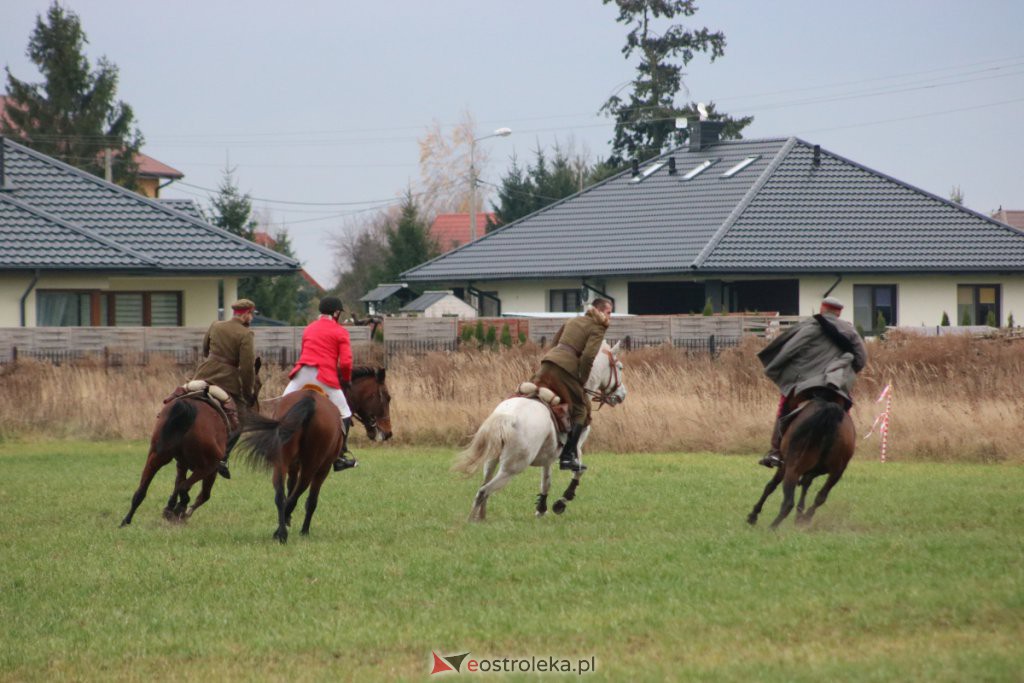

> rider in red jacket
[283,296,358,471]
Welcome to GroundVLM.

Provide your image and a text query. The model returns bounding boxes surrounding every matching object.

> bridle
[585,347,623,409]
[348,373,388,434]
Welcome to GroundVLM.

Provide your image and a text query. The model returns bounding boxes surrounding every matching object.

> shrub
[986,309,997,328]
[702,297,714,316]
[460,324,475,344]
[940,311,950,326]
[485,326,497,347]
[474,320,485,343]
[961,308,972,326]
[500,324,512,348]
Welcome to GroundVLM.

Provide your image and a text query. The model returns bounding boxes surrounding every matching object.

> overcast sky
[2,1,1022,287]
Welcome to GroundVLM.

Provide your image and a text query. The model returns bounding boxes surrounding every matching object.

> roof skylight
[630,160,666,183]
[681,159,716,180]
[721,156,760,178]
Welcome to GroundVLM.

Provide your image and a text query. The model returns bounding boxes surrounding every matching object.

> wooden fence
[0,315,802,366]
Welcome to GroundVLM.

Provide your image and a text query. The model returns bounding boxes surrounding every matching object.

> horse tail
[156,400,197,454]
[787,398,845,463]
[239,395,318,469]
[453,413,516,475]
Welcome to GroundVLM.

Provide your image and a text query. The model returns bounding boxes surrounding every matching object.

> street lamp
[469,127,512,242]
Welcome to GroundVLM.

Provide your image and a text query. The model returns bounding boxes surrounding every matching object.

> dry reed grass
[3,332,1023,462]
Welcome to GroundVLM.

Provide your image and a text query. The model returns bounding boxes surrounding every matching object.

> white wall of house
[478,273,1024,327]
[0,273,238,326]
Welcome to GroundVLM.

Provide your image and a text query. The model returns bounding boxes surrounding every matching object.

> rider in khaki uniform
[191,299,257,478]
[531,298,613,472]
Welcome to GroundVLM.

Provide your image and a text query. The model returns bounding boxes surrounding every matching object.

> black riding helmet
[319,296,344,315]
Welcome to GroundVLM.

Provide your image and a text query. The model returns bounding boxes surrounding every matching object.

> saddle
[161,380,232,431]
[514,381,573,434]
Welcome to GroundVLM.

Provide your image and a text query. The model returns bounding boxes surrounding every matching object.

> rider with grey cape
[757,296,868,468]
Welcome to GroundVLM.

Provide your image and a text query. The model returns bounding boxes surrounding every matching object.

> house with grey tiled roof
[402,121,1024,332]
[0,137,298,327]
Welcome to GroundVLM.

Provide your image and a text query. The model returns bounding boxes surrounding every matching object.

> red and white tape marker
[863,383,893,462]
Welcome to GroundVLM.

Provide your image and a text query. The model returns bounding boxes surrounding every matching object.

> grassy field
[1,441,1021,682]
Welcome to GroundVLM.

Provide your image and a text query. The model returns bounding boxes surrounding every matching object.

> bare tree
[417,110,492,218]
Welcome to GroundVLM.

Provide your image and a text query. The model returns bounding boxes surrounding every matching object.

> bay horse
[120,358,262,527]
[746,389,856,529]
[346,366,393,442]
[240,388,343,543]
[455,340,626,522]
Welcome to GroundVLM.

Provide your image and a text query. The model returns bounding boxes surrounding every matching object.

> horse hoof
[535,510,546,518]
[119,520,130,528]
[552,500,566,515]
[746,514,758,526]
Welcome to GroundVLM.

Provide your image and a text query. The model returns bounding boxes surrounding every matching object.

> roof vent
[0,137,10,191]
[631,160,639,177]
[813,144,821,167]
[668,157,677,175]
[688,119,725,152]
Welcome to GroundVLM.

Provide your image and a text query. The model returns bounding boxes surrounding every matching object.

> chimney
[668,156,677,175]
[688,119,725,152]
[631,159,639,177]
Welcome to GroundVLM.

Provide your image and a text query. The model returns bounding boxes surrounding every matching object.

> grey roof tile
[0,138,298,273]
[360,283,410,302]
[402,136,1024,280]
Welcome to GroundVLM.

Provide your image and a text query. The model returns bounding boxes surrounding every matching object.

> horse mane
[352,366,382,380]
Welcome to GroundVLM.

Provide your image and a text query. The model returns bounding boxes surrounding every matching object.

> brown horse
[120,358,262,527]
[240,388,342,543]
[345,366,393,441]
[746,389,856,529]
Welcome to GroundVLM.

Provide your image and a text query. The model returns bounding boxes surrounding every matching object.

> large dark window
[549,289,582,313]
[854,285,897,334]
[36,290,182,326]
[628,281,706,314]
[725,280,799,315]
[958,284,1000,326]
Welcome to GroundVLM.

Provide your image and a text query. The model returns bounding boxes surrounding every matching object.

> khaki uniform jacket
[542,308,610,384]
[757,312,868,402]
[192,317,256,404]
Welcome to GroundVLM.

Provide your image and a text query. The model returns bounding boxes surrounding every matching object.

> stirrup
[333,455,358,472]
[559,458,587,473]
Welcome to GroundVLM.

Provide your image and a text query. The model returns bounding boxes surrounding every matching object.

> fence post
[708,334,716,356]
[11,346,16,364]
[104,346,110,369]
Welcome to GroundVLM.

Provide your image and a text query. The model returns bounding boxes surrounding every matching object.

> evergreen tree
[600,0,752,164]
[378,191,439,283]
[875,310,887,334]
[500,323,513,348]
[940,311,950,326]
[986,309,997,328]
[209,167,256,239]
[489,154,536,229]
[702,297,713,315]
[960,308,972,326]
[1,2,142,187]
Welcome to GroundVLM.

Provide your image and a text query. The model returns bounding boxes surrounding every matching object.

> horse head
[585,340,627,407]
[348,366,393,441]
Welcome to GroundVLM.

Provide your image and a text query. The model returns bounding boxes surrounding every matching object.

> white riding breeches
[283,365,352,419]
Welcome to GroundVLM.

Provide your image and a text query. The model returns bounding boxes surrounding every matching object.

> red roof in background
[430,212,496,253]
[254,231,325,292]
[993,209,1024,231]
[1,95,182,179]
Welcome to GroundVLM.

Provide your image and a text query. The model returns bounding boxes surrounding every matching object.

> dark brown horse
[345,366,393,441]
[240,388,342,543]
[747,389,856,529]
[120,359,262,527]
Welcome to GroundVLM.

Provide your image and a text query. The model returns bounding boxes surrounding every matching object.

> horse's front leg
[553,426,588,515]
[185,473,216,519]
[469,457,498,522]
[272,466,289,544]
[748,468,784,525]
[121,449,171,527]
[536,464,551,517]
[285,463,300,526]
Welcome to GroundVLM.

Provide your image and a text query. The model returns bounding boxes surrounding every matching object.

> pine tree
[960,308,972,326]
[702,297,714,315]
[378,191,439,283]
[1,2,142,187]
[600,0,752,164]
[500,323,513,348]
[940,311,950,326]
[209,167,256,240]
[986,309,997,327]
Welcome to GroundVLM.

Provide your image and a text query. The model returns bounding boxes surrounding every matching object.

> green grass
[1,441,1022,682]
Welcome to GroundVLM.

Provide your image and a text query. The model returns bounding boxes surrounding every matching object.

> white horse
[455,340,626,521]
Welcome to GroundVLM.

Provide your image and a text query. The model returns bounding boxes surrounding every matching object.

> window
[630,161,666,183]
[721,156,760,178]
[549,289,582,313]
[681,159,717,180]
[957,285,1000,326]
[853,285,897,334]
[476,291,500,317]
[35,290,182,326]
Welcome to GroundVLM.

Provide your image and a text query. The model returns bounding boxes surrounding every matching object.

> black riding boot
[558,424,587,472]
[758,415,784,468]
[333,416,358,472]
[218,430,241,479]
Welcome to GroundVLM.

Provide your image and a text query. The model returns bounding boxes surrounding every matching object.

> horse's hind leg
[163,463,189,521]
[121,450,171,527]
[796,474,816,518]
[272,467,289,544]
[800,468,846,525]
[300,470,330,536]
[536,465,551,517]
[747,469,784,525]
[769,475,799,529]
[469,466,514,523]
